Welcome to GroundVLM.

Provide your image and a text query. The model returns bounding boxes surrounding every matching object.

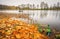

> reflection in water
[26,10,60,31]
[50,10,60,19]
[0,10,60,31]
[40,10,48,18]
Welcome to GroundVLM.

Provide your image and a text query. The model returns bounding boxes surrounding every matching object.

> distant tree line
[0,5,19,10]
[0,2,60,10]
[40,2,60,10]
[49,2,60,10]
[18,2,60,10]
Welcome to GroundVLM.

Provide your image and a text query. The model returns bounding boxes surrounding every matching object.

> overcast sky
[0,0,60,6]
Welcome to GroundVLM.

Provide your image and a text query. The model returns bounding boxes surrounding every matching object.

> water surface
[0,10,60,31]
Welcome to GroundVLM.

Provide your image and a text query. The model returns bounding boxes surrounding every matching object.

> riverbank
[0,12,33,23]
[0,12,29,18]
[0,17,60,39]
[0,18,49,39]
[0,12,60,39]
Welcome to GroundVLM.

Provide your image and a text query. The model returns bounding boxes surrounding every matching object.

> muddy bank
[0,12,30,19]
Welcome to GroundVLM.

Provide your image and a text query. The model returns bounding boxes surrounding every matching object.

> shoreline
[0,12,29,18]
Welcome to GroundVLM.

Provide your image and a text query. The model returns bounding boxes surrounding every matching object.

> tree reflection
[51,10,60,19]
[40,10,48,18]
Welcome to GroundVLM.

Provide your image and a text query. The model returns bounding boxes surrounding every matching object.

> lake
[0,10,60,31]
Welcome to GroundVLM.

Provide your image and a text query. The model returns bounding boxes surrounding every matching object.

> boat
[19,10,23,12]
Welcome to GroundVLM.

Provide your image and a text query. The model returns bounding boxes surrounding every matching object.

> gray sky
[0,0,60,6]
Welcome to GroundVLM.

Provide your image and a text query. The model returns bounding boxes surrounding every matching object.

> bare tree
[57,2,60,8]
[44,3,48,9]
[40,2,45,9]
[27,4,30,9]
[33,4,35,9]
[37,4,39,9]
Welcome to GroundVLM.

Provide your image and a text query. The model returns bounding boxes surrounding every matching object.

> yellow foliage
[0,18,48,39]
